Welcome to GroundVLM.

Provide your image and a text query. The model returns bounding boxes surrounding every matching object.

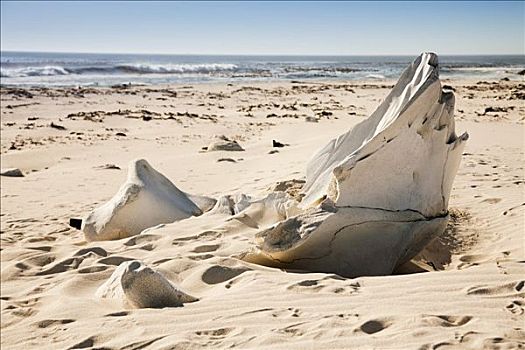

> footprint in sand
[481,336,525,349]
[505,300,524,315]
[425,331,480,349]
[466,280,525,297]
[273,323,306,337]
[271,307,303,318]
[287,276,360,295]
[195,327,234,338]
[422,315,473,327]
[287,279,324,292]
[4,297,41,319]
[172,230,222,246]
[123,234,161,247]
[35,318,75,328]
[188,253,215,261]
[193,327,238,346]
[457,254,493,270]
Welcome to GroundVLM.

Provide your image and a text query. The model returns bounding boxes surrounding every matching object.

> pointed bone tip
[422,52,439,67]
[129,158,156,179]
[130,158,151,169]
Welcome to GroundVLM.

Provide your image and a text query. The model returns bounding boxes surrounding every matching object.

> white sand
[1,79,524,349]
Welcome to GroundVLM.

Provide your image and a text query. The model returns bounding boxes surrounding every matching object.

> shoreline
[1,73,524,89]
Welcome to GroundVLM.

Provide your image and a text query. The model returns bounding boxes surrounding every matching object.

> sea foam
[1,66,70,78]
[1,63,238,77]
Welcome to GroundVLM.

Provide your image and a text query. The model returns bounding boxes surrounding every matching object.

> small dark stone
[318,110,333,117]
[115,132,127,137]
[50,122,66,130]
[142,115,152,121]
[272,140,286,148]
[69,218,82,230]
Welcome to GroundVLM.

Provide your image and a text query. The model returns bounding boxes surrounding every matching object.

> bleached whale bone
[301,53,467,216]
[96,260,198,308]
[82,159,215,241]
[242,52,468,277]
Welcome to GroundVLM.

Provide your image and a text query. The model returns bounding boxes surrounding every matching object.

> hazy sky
[1,1,524,55]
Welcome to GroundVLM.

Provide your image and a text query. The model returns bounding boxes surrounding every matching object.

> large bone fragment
[301,53,467,216]
[82,159,215,241]
[96,260,198,308]
[243,53,468,277]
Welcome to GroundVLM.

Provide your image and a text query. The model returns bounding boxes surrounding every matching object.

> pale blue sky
[1,1,524,55]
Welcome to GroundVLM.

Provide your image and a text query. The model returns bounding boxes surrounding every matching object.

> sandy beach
[1,78,524,349]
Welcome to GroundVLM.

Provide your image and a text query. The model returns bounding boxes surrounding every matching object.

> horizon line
[2,49,524,57]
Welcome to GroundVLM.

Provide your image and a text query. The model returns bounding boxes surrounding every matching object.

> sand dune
[1,77,524,349]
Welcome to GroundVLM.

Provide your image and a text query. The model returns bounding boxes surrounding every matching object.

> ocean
[1,51,523,87]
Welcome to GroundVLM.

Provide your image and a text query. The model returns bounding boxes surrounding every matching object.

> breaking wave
[1,63,239,77]
[114,63,238,74]
[1,66,70,77]
[365,73,386,79]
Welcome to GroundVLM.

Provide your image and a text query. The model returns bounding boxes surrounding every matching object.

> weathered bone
[82,159,215,241]
[96,260,198,308]
[243,52,468,277]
